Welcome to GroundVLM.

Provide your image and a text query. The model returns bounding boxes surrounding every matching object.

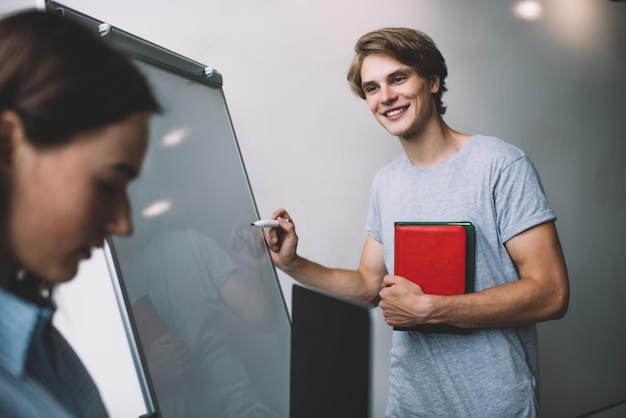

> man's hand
[378,274,434,328]
[264,208,299,270]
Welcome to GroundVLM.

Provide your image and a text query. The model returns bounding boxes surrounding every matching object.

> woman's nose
[106,195,133,237]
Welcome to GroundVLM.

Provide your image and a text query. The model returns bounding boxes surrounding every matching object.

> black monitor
[290,284,375,418]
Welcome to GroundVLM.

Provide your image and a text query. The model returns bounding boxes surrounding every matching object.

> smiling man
[266,28,569,417]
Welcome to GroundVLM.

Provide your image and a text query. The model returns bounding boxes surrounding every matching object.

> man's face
[360,54,440,140]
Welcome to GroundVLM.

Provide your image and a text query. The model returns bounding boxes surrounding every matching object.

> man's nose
[380,84,397,105]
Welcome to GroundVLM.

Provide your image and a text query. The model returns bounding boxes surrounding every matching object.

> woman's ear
[0,110,27,168]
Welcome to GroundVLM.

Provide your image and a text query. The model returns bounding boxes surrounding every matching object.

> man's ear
[0,110,27,167]
[430,75,441,93]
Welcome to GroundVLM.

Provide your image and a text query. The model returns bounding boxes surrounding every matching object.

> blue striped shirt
[0,288,109,417]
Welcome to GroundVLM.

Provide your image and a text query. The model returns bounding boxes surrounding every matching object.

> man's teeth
[386,108,405,117]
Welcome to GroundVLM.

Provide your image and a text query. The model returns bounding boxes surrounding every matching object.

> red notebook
[394,223,470,295]
[393,222,475,333]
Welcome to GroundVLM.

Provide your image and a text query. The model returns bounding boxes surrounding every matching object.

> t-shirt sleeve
[494,156,556,243]
[366,173,383,243]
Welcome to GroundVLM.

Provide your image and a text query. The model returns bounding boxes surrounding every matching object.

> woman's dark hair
[347,27,448,115]
[0,10,160,296]
[0,10,160,146]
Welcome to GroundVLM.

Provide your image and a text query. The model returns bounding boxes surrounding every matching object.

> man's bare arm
[379,221,569,328]
[266,208,387,303]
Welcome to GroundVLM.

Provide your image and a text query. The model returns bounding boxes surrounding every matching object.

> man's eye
[364,85,378,94]
[393,76,406,84]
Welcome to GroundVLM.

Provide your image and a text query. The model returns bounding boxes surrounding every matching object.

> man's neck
[399,118,470,169]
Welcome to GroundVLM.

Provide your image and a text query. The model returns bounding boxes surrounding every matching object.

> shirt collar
[0,288,55,377]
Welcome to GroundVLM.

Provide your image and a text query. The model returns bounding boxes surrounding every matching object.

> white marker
[251,219,290,228]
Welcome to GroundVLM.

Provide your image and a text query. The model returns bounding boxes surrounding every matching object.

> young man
[266,28,569,417]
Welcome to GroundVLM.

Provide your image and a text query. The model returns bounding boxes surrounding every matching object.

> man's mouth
[384,106,408,117]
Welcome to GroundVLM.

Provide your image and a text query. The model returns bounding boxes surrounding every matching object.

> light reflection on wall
[513,0,607,53]
[142,199,172,218]
[513,0,543,20]
[161,127,190,148]
[546,0,605,51]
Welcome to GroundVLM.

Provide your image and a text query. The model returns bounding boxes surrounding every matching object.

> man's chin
[377,119,408,137]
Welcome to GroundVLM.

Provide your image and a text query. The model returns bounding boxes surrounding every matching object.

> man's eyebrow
[387,68,412,79]
[362,68,413,88]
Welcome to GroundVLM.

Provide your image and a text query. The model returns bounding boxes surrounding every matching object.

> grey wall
[2,1,625,417]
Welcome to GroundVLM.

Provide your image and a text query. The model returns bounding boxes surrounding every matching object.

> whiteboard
[49,2,291,417]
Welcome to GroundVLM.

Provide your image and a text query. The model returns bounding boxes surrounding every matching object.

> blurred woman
[0,10,159,417]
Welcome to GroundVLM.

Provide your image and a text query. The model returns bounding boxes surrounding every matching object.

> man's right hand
[264,208,298,271]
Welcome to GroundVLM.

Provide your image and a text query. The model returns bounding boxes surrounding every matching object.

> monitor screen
[290,285,373,418]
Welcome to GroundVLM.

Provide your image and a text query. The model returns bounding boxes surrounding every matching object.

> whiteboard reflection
[123,229,282,417]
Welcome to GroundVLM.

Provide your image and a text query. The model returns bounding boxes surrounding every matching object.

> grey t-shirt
[367,135,556,417]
